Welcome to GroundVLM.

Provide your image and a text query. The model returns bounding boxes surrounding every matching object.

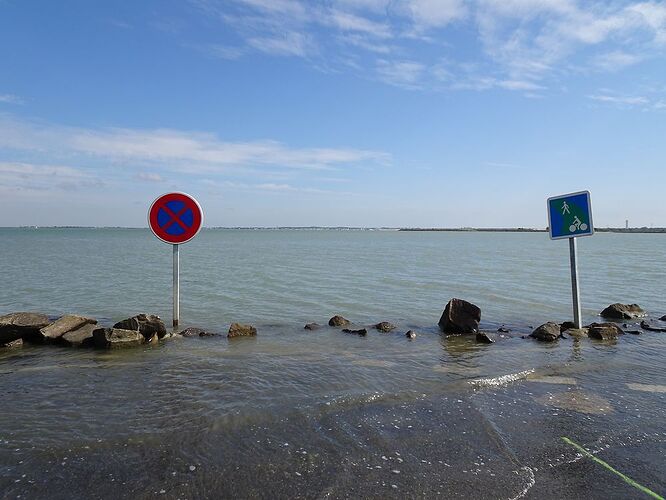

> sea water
[0,228,664,498]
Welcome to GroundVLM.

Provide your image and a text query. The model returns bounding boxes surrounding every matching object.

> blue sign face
[547,191,594,240]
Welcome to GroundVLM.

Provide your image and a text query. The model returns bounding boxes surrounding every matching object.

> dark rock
[560,321,576,333]
[304,323,321,331]
[438,298,481,334]
[342,328,367,336]
[600,303,646,320]
[40,314,96,341]
[588,322,624,340]
[180,327,219,337]
[328,315,350,327]
[113,314,166,341]
[374,322,396,333]
[476,332,495,344]
[1,338,23,348]
[640,320,666,333]
[406,330,417,339]
[625,330,642,335]
[0,312,50,344]
[228,323,257,338]
[497,326,510,333]
[61,323,98,346]
[93,328,144,348]
[530,322,560,342]
[661,315,666,321]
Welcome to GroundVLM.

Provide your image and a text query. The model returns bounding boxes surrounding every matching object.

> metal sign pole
[173,244,180,328]
[569,237,582,328]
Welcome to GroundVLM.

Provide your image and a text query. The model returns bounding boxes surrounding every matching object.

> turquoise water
[1,228,664,327]
[1,229,665,498]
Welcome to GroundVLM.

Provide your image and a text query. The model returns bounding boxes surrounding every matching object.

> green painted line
[561,437,664,500]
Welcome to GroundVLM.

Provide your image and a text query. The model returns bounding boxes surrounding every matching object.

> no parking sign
[148,192,203,328]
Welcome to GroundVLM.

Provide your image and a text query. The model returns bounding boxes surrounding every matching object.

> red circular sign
[148,192,203,244]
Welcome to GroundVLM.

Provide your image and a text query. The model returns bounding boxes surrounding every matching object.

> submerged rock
[600,303,646,320]
[640,320,666,333]
[530,322,560,342]
[342,328,367,336]
[587,322,624,340]
[93,328,144,348]
[661,315,666,321]
[180,327,219,337]
[0,312,50,344]
[476,332,495,344]
[438,298,481,334]
[497,326,510,333]
[39,314,96,341]
[227,323,257,338]
[405,330,417,340]
[374,322,396,333]
[328,315,350,327]
[304,323,321,331]
[114,314,167,341]
[564,328,589,338]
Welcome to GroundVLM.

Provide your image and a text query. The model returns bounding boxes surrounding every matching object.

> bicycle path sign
[547,191,594,240]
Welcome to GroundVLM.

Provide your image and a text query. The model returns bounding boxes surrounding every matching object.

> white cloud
[190,1,666,96]
[0,161,103,191]
[588,94,649,106]
[0,115,391,174]
[136,172,164,182]
[0,94,24,105]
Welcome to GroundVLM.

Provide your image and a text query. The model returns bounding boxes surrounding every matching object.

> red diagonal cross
[160,204,189,231]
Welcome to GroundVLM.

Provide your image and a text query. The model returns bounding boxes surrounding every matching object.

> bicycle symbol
[569,216,588,233]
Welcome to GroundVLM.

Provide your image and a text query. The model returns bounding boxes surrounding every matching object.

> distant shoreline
[3,226,666,233]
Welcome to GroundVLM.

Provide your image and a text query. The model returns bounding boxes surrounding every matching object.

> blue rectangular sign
[547,191,594,240]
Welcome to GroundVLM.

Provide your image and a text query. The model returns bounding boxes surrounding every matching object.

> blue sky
[1,0,665,227]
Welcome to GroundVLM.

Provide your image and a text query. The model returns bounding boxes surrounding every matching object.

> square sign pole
[547,191,594,329]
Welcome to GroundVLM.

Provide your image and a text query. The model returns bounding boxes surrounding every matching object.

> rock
[328,315,350,327]
[564,328,589,338]
[405,330,417,339]
[497,326,510,333]
[180,327,219,337]
[374,322,396,333]
[61,323,98,346]
[661,315,666,321]
[1,338,23,348]
[476,332,495,344]
[113,314,166,341]
[626,330,642,335]
[560,321,576,333]
[39,314,96,341]
[93,328,144,348]
[227,323,257,338]
[600,303,646,320]
[342,328,367,336]
[438,298,481,334]
[587,322,624,340]
[304,323,321,331]
[530,322,561,342]
[0,312,50,344]
[640,320,666,333]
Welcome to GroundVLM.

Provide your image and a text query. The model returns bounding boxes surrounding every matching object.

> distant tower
[625,219,629,229]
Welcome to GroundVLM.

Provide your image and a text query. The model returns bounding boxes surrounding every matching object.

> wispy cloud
[0,115,390,175]
[588,93,649,107]
[0,161,104,192]
[0,94,24,105]
[189,0,666,97]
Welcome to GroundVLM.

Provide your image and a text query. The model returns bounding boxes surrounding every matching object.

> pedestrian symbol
[547,191,593,240]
